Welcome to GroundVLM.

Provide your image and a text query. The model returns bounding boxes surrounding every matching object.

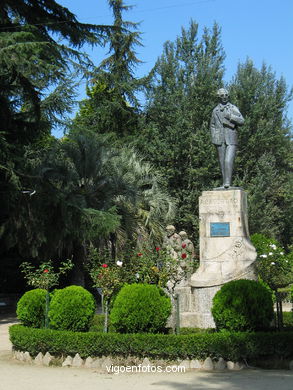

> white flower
[269,244,277,250]
[260,254,267,258]
[135,273,140,279]
[268,252,273,256]
[280,252,284,255]
[116,260,123,267]
[271,262,275,265]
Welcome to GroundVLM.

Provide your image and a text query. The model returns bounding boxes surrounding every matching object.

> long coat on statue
[210,102,244,146]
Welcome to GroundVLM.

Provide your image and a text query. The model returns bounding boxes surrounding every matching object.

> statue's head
[179,231,187,240]
[166,225,175,236]
[217,88,229,104]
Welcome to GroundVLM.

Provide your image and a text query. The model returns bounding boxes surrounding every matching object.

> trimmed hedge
[49,285,96,332]
[212,279,274,332]
[110,284,172,333]
[16,289,47,328]
[9,324,293,362]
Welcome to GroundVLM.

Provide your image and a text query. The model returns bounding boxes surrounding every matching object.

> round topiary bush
[110,283,172,333]
[16,289,47,328]
[211,279,274,331]
[48,285,96,332]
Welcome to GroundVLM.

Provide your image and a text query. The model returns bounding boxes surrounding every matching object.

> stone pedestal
[190,188,256,287]
[176,188,257,328]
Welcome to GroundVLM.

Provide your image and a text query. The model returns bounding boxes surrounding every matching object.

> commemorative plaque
[210,222,230,237]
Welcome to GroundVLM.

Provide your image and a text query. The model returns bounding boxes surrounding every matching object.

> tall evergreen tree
[135,20,225,243]
[0,0,107,146]
[74,0,146,139]
[229,60,293,246]
[0,0,109,289]
[136,24,292,248]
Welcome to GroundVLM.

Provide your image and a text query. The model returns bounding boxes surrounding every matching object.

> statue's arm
[210,110,216,130]
[210,111,218,137]
[229,105,244,126]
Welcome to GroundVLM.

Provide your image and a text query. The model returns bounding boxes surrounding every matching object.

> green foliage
[212,279,274,332]
[49,286,96,332]
[89,314,117,333]
[178,328,215,335]
[251,233,293,290]
[135,20,225,243]
[75,0,145,139]
[88,315,215,335]
[11,129,175,284]
[127,247,192,295]
[110,283,172,333]
[88,245,190,315]
[20,260,73,290]
[90,263,122,300]
[283,312,293,329]
[136,29,292,249]
[16,289,46,328]
[0,0,107,277]
[229,61,293,246]
[10,324,293,362]
[1,1,292,293]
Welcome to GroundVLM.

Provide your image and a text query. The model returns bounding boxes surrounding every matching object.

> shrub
[251,233,293,291]
[110,283,172,333]
[89,314,117,333]
[89,314,105,332]
[9,324,293,363]
[49,285,96,332]
[283,312,293,329]
[212,279,274,332]
[16,289,47,328]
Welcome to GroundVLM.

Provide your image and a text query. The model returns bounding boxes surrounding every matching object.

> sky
[54,0,293,138]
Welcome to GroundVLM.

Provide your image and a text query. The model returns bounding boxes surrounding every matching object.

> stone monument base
[174,188,257,329]
[174,285,220,328]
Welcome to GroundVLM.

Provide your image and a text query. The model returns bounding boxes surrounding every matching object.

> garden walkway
[0,313,293,390]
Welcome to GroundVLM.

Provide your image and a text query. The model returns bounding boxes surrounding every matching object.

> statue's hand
[224,109,231,120]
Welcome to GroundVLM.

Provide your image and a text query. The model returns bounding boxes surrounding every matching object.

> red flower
[137,253,143,257]
[182,243,186,249]
[181,253,187,259]
[102,264,108,268]
[155,247,160,252]
[43,269,49,273]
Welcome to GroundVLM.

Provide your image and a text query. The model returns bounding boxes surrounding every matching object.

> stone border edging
[13,350,249,371]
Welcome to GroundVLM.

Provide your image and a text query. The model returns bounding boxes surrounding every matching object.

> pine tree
[74,0,146,139]
[0,0,109,143]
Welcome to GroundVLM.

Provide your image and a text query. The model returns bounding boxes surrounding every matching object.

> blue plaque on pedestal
[210,222,230,237]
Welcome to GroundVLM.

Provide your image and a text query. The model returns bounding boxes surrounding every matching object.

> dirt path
[1,314,293,390]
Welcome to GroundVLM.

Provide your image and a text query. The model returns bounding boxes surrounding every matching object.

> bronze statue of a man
[210,88,244,188]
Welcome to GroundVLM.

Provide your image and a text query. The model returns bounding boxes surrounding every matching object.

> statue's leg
[217,144,226,186]
[224,144,236,187]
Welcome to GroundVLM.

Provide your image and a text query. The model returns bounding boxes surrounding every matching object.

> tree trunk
[104,299,109,333]
[71,242,86,286]
[175,293,180,334]
[109,233,116,260]
[275,291,283,331]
